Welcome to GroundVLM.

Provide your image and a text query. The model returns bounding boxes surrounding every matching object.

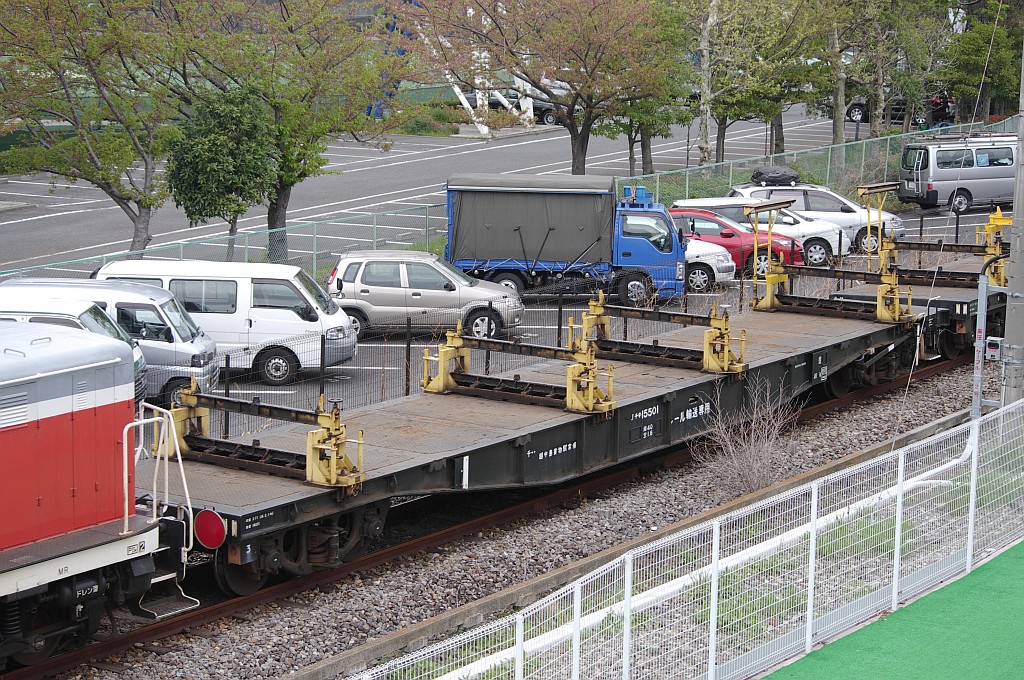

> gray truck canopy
[447,174,616,263]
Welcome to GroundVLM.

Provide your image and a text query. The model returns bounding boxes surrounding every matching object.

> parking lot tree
[166,88,278,262]
[943,3,1021,122]
[0,0,183,253]
[405,0,677,174]
[155,0,415,262]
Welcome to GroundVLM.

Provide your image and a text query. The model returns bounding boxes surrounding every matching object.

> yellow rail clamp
[565,314,616,414]
[981,208,1009,287]
[421,323,472,393]
[703,304,747,374]
[584,290,613,342]
[746,200,792,311]
[876,271,912,323]
[168,378,208,455]
[857,182,899,273]
[306,395,365,491]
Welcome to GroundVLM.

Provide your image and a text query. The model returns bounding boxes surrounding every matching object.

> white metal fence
[357,399,1024,680]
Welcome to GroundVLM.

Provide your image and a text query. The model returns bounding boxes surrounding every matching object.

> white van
[94,261,357,386]
[0,278,219,405]
[898,134,1017,213]
[0,292,148,406]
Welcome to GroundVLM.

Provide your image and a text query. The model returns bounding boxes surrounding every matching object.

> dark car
[466,88,560,125]
[845,95,956,125]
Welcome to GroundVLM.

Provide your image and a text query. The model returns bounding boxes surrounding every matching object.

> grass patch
[816,510,916,560]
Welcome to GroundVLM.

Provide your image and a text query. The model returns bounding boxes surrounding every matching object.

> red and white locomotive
[0,324,194,669]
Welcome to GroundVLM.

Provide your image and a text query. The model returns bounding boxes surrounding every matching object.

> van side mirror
[677,228,685,243]
[296,305,319,322]
[444,281,456,292]
[336,279,343,292]
[163,327,174,342]
[782,215,796,225]
[840,205,856,213]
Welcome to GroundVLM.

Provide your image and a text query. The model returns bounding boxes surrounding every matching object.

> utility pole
[1003,44,1024,404]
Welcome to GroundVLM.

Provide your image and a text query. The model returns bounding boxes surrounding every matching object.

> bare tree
[695,375,801,495]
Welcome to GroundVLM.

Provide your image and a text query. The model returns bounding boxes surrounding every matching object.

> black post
[623,316,629,342]
[918,213,924,269]
[955,211,960,244]
[222,354,230,439]
[319,334,326,401]
[485,301,493,375]
[789,241,794,295]
[405,317,412,396]
[556,294,564,347]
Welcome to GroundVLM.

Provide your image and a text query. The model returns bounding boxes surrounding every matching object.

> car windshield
[296,270,339,314]
[161,297,199,340]
[710,213,753,233]
[80,305,132,344]
[433,259,477,286]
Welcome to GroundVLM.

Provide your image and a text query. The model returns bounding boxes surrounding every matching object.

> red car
[669,208,803,277]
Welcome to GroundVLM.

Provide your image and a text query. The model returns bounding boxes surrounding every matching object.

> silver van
[898,134,1017,213]
[0,278,219,405]
[325,250,524,339]
[0,292,148,406]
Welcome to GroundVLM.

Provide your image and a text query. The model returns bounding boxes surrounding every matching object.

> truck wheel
[686,264,714,293]
[162,378,191,408]
[491,272,525,295]
[540,110,558,125]
[847,104,867,123]
[617,273,652,307]
[256,347,299,386]
[466,309,502,338]
[802,238,832,267]
[949,190,972,214]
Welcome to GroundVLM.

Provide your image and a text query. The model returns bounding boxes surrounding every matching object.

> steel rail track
[2,356,970,679]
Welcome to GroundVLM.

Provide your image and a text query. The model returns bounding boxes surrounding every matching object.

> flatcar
[0,325,195,670]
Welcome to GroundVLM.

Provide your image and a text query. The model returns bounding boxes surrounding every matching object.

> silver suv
[326,250,524,339]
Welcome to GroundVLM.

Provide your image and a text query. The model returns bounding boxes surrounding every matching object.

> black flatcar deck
[138,308,912,545]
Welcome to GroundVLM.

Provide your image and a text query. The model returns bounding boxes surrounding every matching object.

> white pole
[965,420,981,572]
[890,451,906,612]
[708,520,721,680]
[804,482,820,653]
[514,613,524,680]
[621,553,633,680]
[571,583,582,680]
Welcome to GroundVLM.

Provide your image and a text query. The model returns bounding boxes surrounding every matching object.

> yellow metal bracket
[565,313,615,414]
[981,208,1009,287]
[857,182,899,273]
[702,304,747,374]
[306,394,365,491]
[876,271,912,323]
[746,202,791,311]
[584,290,612,341]
[421,323,472,393]
[168,378,208,456]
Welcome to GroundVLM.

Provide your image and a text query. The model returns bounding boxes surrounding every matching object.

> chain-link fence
[617,117,1019,206]
[356,400,1024,680]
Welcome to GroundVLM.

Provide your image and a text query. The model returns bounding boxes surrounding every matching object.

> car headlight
[889,216,904,229]
[326,326,348,340]
[191,351,213,368]
[717,254,732,264]
[775,239,793,247]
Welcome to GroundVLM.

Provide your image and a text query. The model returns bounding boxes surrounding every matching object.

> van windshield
[80,305,132,344]
[161,297,199,340]
[296,270,338,314]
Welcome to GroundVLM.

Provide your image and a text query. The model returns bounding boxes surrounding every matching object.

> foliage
[942,470,1024,516]
[166,87,278,254]
[688,561,807,635]
[943,5,1022,121]
[404,0,679,174]
[816,510,916,560]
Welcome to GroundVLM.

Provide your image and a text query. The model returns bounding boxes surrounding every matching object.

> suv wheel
[847,104,867,123]
[345,309,367,340]
[802,238,832,267]
[466,309,502,338]
[540,110,558,125]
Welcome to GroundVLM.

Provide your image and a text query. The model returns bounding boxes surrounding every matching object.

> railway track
[4,355,971,679]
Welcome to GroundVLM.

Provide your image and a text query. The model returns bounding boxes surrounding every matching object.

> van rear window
[170,279,237,314]
[901,148,928,170]
[936,149,973,169]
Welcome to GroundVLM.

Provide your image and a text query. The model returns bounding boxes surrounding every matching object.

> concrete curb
[281,408,974,679]
[451,124,560,140]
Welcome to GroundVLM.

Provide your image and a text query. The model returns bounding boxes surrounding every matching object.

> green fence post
[685,171,689,199]
[728,162,733,188]
[885,137,892,181]
[373,213,378,250]
[179,243,184,261]
[245,233,249,262]
[860,141,867,183]
[312,222,318,278]
[826,147,831,185]
[655,174,661,203]
[424,206,429,251]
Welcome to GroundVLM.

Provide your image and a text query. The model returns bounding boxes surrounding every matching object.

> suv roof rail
[911,131,1017,143]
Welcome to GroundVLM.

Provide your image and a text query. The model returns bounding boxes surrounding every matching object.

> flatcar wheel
[823,370,852,400]
[10,608,61,666]
[213,548,268,597]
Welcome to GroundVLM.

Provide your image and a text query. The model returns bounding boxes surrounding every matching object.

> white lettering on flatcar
[525,441,578,460]
[630,405,659,421]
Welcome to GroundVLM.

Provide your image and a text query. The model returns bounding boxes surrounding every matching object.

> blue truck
[445,174,687,305]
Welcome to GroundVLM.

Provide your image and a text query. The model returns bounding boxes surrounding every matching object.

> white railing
[358,399,1024,680]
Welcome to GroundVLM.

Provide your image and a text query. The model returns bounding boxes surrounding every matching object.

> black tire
[686,263,714,293]
[465,309,502,338]
[847,104,867,123]
[802,238,832,267]
[161,378,192,408]
[540,109,558,126]
[950,190,972,214]
[491,272,526,295]
[746,252,776,279]
[344,309,368,340]
[617,272,652,306]
[256,347,299,386]
[855,227,881,255]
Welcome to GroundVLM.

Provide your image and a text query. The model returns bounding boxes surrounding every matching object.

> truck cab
[614,185,688,304]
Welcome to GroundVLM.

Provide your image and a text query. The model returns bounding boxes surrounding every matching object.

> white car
[684,238,736,293]
[672,197,851,267]
[727,183,906,253]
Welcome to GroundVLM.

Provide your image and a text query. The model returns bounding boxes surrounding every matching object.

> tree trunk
[829,28,847,150]
[267,183,291,263]
[697,0,718,166]
[977,83,992,123]
[129,204,153,254]
[640,130,654,175]
[715,117,728,164]
[771,112,785,155]
[567,125,589,175]
[226,215,239,262]
[627,130,638,177]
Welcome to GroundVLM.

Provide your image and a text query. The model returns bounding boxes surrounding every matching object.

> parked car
[845,95,957,125]
[465,88,560,125]
[325,250,524,339]
[898,134,1017,213]
[682,237,736,293]
[672,197,850,266]
[0,278,218,406]
[668,209,804,277]
[95,261,356,386]
[727,183,906,253]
